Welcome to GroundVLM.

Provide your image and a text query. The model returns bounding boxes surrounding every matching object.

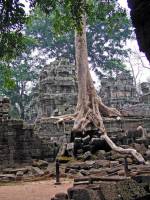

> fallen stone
[111,151,124,160]
[82,135,91,145]
[80,169,90,176]
[66,162,83,170]
[32,167,44,176]
[117,170,125,176]
[66,143,74,151]
[68,186,100,200]
[145,150,150,160]
[77,149,84,154]
[132,143,147,155]
[79,162,92,170]
[83,145,91,152]
[68,179,150,200]
[95,150,106,160]
[106,166,123,175]
[110,161,120,167]
[0,174,16,182]
[126,157,133,165]
[89,169,107,176]
[2,167,29,174]
[16,171,24,181]
[32,159,48,168]
[69,169,78,175]
[83,151,92,161]
[93,160,110,168]
[55,192,68,200]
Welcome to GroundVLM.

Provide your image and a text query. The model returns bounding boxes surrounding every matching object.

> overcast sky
[118,0,150,82]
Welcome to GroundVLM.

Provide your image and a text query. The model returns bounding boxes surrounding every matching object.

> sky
[118,0,128,8]
[118,0,150,82]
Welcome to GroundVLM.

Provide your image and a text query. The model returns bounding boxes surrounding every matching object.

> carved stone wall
[31,61,150,144]
[122,81,150,117]
[29,59,77,141]
[26,59,77,122]
[0,96,11,121]
[141,82,150,104]
[100,72,138,109]
[0,96,57,169]
[38,59,77,118]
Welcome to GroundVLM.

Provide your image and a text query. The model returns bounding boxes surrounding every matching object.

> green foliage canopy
[25,4,131,77]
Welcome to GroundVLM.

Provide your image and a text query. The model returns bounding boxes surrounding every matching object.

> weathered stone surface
[0,96,11,120]
[32,167,44,176]
[0,96,58,168]
[68,179,150,200]
[2,167,29,174]
[122,104,150,117]
[68,186,100,200]
[32,159,48,168]
[23,60,150,165]
[0,174,16,182]
[0,119,57,168]
[100,71,138,109]
[55,193,68,200]
[141,82,150,104]
[16,171,24,180]
[96,150,106,160]
[83,151,92,161]
[27,60,77,121]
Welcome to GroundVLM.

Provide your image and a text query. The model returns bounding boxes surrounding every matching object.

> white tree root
[101,133,145,163]
[50,113,77,123]
[49,14,145,164]
[50,96,145,164]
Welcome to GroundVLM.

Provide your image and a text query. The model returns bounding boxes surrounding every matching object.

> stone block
[32,167,44,176]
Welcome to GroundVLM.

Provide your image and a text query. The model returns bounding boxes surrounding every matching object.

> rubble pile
[0,159,51,182]
[72,128,149,160]
[52,178,150,200]
[63,128,150,179]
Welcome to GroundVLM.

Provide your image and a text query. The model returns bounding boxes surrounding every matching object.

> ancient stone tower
[38,59,77,118]
[100,71,138,109]
[29,59,78,141]
[27,59,77,121]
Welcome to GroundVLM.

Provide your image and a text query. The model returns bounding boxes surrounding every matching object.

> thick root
[50,113,77,123]
[101,133,145,164]
[50,97,145,164]
[98,97,121,117]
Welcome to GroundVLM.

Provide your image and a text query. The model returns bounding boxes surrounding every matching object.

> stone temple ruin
[141,82,150,104]
[27,59,77,121]
[3,59,150,160]
[0,59,150,198]
[31,60,150,149]
[100,72,150,117]
[100,71,139,109]
[0,96,58,170]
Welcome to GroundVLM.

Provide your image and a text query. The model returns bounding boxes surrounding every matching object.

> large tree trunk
[51,16,145,163]
[73,15,120,133]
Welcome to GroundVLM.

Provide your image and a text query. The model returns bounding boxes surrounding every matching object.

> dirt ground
[0,179,73,200]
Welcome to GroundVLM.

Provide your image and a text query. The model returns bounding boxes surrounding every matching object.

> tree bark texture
[51,16,145,163]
